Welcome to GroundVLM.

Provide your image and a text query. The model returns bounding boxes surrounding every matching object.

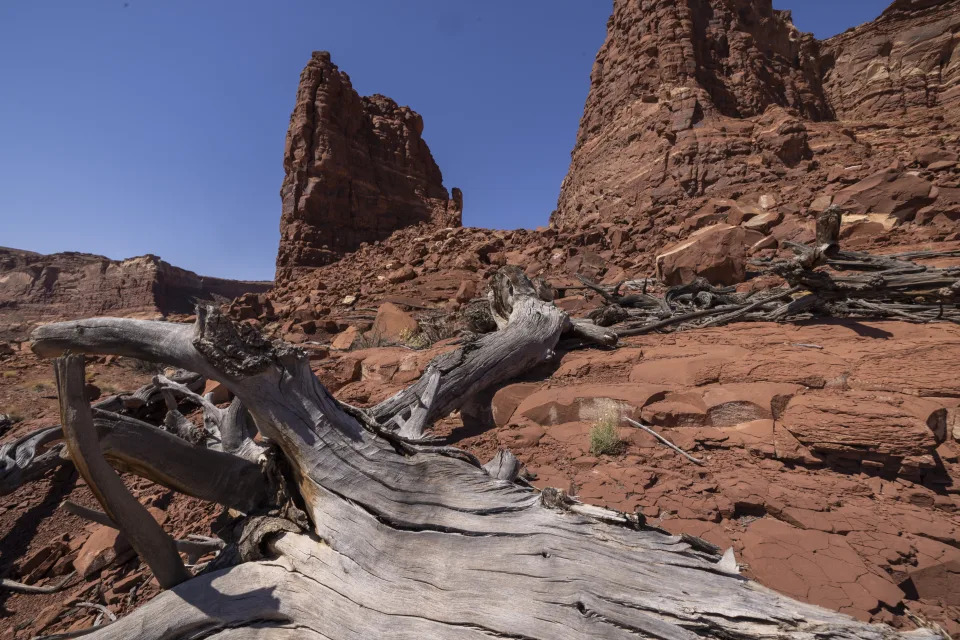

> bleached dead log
[482,448,523,481]
[368,266,573,439]
[25,266,942,639]
[0,426,65,495]
[55,354,190,589]
[2,412,268,511]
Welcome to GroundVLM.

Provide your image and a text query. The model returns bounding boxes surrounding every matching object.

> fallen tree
[582,207,960,336]
[13,265,942,639]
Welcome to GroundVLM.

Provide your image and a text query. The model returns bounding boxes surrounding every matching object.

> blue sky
[0,1,890,280]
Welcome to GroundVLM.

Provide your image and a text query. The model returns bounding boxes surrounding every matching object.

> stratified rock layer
[276,51,461,283]
[823,0,960,119]
[0,247,270,341]
[554,0,960,245]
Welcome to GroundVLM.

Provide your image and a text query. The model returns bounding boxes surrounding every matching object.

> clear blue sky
[1,1,890,280]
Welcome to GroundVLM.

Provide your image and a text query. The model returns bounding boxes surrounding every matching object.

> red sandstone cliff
[275,51,462,283]
[554,0,960,244]
[0,247,271,341]
[822,0,960,119]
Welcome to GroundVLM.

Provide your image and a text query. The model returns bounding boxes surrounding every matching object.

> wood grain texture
[54,354,190,589]
[30,266,944,639]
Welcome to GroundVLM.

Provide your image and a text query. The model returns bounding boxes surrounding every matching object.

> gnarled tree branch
[55,354,190,589]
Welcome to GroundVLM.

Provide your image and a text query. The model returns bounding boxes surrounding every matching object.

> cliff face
[554,0,960,236]
[0,247,271,341]
[276,51,461,283]
[822,0,960,118]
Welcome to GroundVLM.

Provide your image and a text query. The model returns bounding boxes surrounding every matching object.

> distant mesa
[275,51,462,283]
[0,247,270,341]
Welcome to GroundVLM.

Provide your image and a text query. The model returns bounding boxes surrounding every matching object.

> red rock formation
[554,0,831,230]
[822,0,960,119]
[276,51,461,283]
[554,0,960,257]
[0,247,270,341]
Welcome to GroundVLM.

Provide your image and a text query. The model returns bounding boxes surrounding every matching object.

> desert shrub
[589,400,625,456]
[354,329,385,350]
[398,327,430,349]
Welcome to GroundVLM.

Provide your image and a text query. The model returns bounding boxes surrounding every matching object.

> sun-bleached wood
[54,354,190,589]
[30,267,943,639]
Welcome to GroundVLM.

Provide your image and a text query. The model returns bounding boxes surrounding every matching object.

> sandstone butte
[2,0,960,638]
[275,51,463,282]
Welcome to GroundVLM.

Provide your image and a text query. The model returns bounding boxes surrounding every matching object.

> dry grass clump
[589,399,625,456]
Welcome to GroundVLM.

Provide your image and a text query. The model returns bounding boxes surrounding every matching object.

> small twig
[698,287,800,328]
[62,500,117,528]
[615,304,742,336]
[1,572,75,594]
[624,417,704,465]
[76,602,117,622]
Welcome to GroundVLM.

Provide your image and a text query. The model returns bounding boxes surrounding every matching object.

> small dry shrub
[354,329,385,350]
[589,400,625,456]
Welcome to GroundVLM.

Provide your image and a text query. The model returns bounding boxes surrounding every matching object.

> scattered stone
[454,280,477,303]
[655,224,763,285]
[331,326,359,351]
[73,526,130,578]
[371,302,418,342]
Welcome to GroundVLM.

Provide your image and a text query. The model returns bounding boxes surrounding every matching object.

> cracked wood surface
[54,354,190,589]
[29,267,943,639]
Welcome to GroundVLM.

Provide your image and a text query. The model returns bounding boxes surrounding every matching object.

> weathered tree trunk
[26,267,942,639]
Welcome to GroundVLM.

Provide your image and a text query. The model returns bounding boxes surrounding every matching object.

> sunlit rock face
[276,51,461,283]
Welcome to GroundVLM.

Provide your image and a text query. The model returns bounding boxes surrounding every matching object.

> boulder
[741,210,784,234]
[513,383,666,427]
[832,169,936,224]
[331,326,359,351]
[914,147,959,167]
[371,302,418,342]
[779,391,942,465]
[454,280,477,303]
[386,266,416,284]
[655,224,763,285]
[73,526,130,578]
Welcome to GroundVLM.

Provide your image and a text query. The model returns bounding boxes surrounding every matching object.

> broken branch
[625,417,705,465]
[54,354,190,589]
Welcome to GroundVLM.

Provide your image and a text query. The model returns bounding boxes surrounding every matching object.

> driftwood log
[16,266,942,639]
